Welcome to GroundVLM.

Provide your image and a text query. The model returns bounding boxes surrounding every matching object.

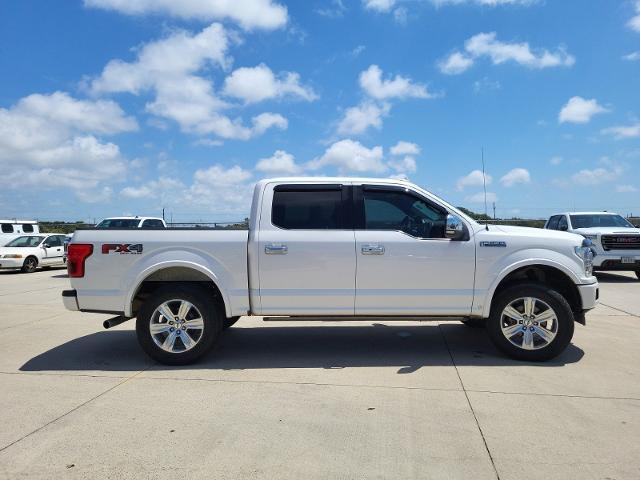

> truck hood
[485,224,583,243]
[573,227,640,236]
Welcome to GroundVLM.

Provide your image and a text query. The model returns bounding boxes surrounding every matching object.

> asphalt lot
[0,269,638,479]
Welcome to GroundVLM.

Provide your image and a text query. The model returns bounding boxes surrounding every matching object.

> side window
[22,224,34,233]
[363,189,447,238]
[1,224,13,233]
[46,236,62,247]
[546,216,560,230]
[142,219,164,228]
[272,187,344,229]
[558,215,568,231]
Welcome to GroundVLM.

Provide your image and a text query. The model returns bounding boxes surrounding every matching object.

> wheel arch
[125,262,231,318]
[482,261,583,322]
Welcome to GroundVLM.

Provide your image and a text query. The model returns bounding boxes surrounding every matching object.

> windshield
[96,219,140,229]
[570,214,634,229]
[4,236,45,247]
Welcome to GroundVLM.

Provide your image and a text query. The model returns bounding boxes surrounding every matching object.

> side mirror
[445,214,466,241]
[42,243,50,248]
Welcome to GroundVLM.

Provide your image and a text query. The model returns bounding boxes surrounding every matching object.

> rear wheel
[136,285,222,365]
[21,256,38,273]
[486,283,574,362]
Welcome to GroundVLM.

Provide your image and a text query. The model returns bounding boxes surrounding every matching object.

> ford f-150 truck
[62,178,599,365]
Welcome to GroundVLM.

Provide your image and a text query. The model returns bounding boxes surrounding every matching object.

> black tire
[21,256,38,273]
[136,285,223,365]
[486,283,574,362]
[223,316,240,330]
[460,317,485,328]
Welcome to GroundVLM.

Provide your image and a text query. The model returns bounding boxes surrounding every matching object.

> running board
[262,316,467,322]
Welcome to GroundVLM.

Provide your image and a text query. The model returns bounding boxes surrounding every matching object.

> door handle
[361,244,385,255]
[265,244,288,255]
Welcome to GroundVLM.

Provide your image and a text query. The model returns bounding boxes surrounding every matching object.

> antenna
[481,147,489,230]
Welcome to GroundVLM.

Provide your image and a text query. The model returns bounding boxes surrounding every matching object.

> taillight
[67,244,93,278]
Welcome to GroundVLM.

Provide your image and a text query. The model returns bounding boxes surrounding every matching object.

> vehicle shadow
[20,322,584,373]
[595,272,638,283]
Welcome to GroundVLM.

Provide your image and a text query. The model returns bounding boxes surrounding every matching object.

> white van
[0,220,40,246]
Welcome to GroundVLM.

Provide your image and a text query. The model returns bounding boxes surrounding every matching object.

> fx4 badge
[480,241,507,247]
[102,243,143,255]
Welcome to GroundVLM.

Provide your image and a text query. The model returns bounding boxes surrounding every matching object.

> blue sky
[0,0,639,222]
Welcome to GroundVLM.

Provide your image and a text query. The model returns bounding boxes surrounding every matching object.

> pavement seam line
[437,323,501,480]
[599,302,640,318]
[0,368,149,454]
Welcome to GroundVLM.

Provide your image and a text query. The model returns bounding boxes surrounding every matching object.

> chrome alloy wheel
[500,297,558,351]
[150,299,205,353]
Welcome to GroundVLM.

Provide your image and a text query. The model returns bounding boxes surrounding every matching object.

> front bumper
[62,289,79,311]
[592,252,640,269]
[577,282,599,311]
[0,258,24,269]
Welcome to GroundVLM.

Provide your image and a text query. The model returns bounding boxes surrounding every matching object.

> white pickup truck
[63,178,599,365]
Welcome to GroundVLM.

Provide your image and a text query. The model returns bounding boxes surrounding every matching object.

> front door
[256,183,356,316]
[354,185,476,316]
[42,235,65,265]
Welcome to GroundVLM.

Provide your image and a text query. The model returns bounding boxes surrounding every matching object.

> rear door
[354,185,476,316]
[256,183,356,316]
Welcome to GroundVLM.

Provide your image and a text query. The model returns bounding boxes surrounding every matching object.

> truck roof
[551,212,620,216]
[0,219,38,224]
[256,176,413,186]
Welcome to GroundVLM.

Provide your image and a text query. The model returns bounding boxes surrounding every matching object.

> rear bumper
[577,283,599,311]
[62,289,79,311]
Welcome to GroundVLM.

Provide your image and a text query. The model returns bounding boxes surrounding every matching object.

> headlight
[2,254,23,259]
[575,239,595,276]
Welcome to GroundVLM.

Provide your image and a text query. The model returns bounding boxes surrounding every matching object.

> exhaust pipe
[103,315,131,329]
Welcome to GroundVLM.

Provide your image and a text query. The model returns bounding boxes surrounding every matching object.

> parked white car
[544,212,640,280]
[0,234,68,273]
[64,177,598,365]
[95,217,166,229]
[0,220,40,246]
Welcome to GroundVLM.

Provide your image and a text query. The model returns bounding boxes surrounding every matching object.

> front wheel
[21,256,38,273]
[486,283,574,362]
[136,285,222,365]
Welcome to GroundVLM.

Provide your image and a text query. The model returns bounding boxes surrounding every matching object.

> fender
[478,251,583,319]
[123,250,235,318]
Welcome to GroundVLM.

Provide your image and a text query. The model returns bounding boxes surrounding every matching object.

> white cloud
[90,24,288,140]
[571,163,623,186]
[389,155,417,174]
[500,168,531,187]
[0,91,137,200]
[558,96,608,124]
[601,122,640,140]
[466,191,497,203]
[84,0,288,30]
[121,177,185,200]
[456,169,492,190]
[616,184,638,193]
[308,139,386,173]
[432,0,537,4]
[362,0,396,12]
[622,51,640,61]
[255,150,302,174]
[550,156,562,165]
[359,65,433,100]
[628,1,640,32]
[222,64,317,104]
[390,141,420,156]
[438,32,575,74]
[186,165,254,213]
[337,101,390,135]
[439,52,474,75]
[316,0,347,17]
[393,7,408,24]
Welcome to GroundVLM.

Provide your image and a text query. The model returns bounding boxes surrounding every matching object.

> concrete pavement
[0,268,639,479]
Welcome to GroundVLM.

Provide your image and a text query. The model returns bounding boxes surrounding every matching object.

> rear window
[22,224,34,233]
[141,219,165,229]
[96,219,141,229]
[1,224,13,233]
[272,186,344,230]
